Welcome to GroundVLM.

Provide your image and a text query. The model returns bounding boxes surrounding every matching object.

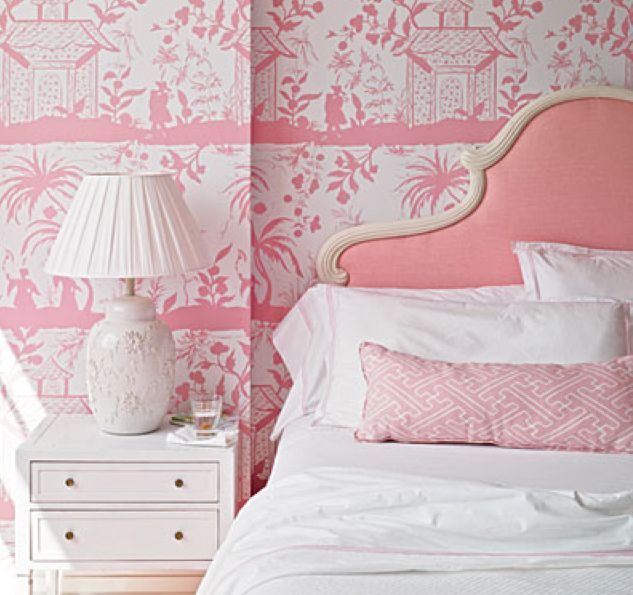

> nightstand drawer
[32,510,219,561]
[31,462,219,503]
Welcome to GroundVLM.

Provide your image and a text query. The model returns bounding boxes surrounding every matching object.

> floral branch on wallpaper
[267,0,324,35]
[195,246,233,308]
[546,0,632,88]
[90,0,145,28]
[487,0,544,35]
[100,67,145,126]
[174,331,249,416]
[154,0,250,50]
[327,148,377,205]
[275,73,321,128]
[160,147,206,192]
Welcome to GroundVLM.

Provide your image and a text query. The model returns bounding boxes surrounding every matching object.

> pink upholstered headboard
[316,86,633,288]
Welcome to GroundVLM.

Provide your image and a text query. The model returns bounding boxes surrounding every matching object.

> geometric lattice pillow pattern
[357,342,633,453]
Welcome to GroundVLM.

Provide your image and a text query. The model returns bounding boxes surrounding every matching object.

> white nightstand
[15,414,236,595]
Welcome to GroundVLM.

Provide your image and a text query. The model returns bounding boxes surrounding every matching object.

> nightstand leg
[43,570,60,595]
[15,573,31,595]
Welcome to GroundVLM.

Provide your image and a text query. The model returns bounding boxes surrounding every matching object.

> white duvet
[199,467,633,594]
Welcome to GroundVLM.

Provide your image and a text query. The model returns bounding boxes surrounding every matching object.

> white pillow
[317,290,630,428]
[271,286,330,437]
[271,283,528,438]
[513,241,633,300]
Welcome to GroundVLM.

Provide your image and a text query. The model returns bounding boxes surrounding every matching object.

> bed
[199,86,633,594]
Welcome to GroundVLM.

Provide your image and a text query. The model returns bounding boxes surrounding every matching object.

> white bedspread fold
[199,467,633,594]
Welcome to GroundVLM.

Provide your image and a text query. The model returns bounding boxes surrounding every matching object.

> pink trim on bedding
[313,284,338,426]
[225,544,633,571]
[515,242,633,257]
[339,99,633,289]
[527,248,542,300]
[299,358,309,415]
[298,300,314,333]
[297,300,313,414]
[275,544,633,558]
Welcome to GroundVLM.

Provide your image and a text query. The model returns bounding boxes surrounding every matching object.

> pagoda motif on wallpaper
[247,27,296,123]
[31,356,73,398]
[0,0,116,125]
[396,0,514,125]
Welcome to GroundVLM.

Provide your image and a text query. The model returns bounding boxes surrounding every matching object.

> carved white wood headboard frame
[316,85,633,285]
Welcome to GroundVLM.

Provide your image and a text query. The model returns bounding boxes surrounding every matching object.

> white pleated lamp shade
[46,173,209,278]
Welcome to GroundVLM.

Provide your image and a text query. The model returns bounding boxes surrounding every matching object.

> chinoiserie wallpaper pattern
[0,0,630,521]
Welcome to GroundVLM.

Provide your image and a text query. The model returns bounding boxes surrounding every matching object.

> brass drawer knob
[65,531,74,541]
[175,478,184,488]
[65,478,74,487]
[174,531,184,541]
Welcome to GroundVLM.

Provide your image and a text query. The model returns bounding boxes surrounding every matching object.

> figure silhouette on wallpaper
[7,268,39,309]
[54,276,83,312]
[325,85,346,134]
[149,81,172,131]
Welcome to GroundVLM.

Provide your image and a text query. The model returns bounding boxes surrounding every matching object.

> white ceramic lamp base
[86,296,176,435]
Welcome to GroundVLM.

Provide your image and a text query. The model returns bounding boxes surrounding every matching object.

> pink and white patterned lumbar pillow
[356,342,633,453]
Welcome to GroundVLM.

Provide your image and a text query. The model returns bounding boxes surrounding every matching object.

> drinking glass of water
[191,393,222,438]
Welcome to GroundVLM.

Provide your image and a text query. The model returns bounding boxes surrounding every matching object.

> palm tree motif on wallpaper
[0,150,250,343]
[252,218,303,307]
[226,164,269,226]
[21,217,61,259]
[0,150,97,326]
[0,148,85,314]
[398,149,469,216]
[0,150,81,225]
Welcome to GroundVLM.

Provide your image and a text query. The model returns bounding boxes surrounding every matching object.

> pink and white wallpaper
[1,0,632,530]
[0,0,252,522]
[249,0,633,491]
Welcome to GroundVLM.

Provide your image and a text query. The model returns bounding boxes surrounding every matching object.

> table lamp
[46,173,209,435]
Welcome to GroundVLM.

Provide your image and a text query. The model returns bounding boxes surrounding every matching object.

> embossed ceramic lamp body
[87,296,175,434]
[46,172,209,436]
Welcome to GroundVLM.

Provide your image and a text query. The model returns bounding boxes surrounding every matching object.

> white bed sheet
[235,416,633,595]
[270,416,633,493]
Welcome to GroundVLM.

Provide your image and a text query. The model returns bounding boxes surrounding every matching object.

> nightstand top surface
[18,414,237,462]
